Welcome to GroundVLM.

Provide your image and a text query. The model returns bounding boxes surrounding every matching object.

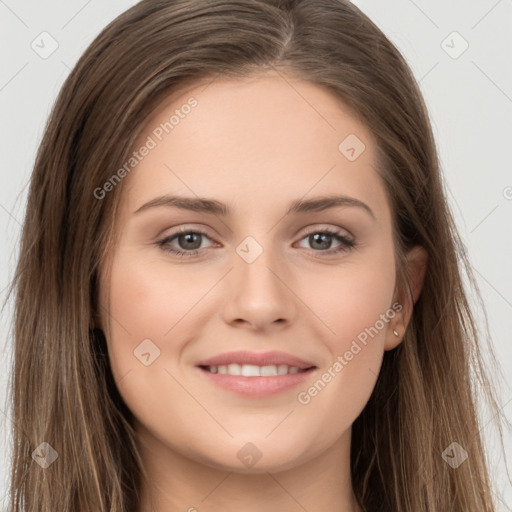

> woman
[6,0,503,510]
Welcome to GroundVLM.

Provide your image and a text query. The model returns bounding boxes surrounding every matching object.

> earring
[393,329,400,337]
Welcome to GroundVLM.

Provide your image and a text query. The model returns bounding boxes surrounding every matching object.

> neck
[136,425,362,512]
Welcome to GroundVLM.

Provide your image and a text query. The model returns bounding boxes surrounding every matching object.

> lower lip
[197,367,316,397]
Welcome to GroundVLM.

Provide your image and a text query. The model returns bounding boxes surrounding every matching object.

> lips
[195,350,316,370]
[195,350,317,397]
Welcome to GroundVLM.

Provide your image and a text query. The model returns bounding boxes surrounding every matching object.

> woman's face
[98,71,406,473]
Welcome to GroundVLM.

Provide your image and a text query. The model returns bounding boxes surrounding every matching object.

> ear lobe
[384,245,428,351]
[384,323,403,351]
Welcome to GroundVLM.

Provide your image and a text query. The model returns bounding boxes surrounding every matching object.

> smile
[197,364,317,397]
[201,363,311,377]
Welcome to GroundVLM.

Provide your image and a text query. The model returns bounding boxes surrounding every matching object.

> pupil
[180,233,201,250]
[311,233,331,250]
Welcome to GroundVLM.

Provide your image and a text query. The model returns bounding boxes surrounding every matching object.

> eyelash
[156,226,356,259]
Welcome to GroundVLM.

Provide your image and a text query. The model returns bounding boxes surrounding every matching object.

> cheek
[332,270,395,349]
[108,247,217,327]
[306,249,396,348]
[294,252,396,419]
[99,249,200,380]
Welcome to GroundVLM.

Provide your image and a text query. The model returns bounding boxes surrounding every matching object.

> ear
[384,245,428,350]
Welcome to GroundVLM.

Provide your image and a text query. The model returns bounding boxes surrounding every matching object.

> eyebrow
[134,194,375,219]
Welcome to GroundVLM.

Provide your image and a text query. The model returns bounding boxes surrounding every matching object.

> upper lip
[196,350,316,370]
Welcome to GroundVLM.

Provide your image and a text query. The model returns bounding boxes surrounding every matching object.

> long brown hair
[5,0,503,510]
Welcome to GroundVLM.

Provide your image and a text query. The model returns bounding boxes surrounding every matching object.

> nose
[222,243,297,332]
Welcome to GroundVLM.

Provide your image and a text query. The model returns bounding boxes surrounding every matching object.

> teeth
[277,364,288,375]
[206,364,305,377]
[227,363,241,376]
[261,365,277,376]
[240,364,260,377]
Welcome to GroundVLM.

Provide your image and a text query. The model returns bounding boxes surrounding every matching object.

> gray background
[1,0,511,509]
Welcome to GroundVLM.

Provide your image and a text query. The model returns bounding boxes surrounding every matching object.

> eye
[295,227,356,255]
[156,226,356,258]
[156,228,216,258]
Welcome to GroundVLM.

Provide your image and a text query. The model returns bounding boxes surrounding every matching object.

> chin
[191,434,319,474]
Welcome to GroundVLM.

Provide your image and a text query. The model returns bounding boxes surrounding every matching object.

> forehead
[122,71,388,220]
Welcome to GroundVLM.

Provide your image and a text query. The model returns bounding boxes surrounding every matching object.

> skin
[98,70,427,512]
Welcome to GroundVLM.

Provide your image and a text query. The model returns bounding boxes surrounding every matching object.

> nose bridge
[222,233,296,328]
[235,233,288,298]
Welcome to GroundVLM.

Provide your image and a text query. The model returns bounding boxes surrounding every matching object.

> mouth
[195,351,318,397]
[199,363,315,376]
